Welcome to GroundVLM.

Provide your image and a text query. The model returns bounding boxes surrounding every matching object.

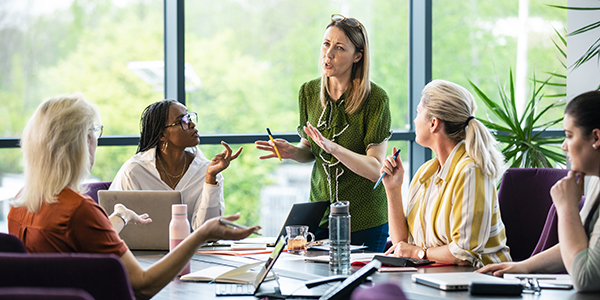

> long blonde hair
[14,93,101,213]
[319,18,370,114]
[422,80,505,179]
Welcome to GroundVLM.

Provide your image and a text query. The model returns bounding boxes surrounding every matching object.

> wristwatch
[417,246,428,259]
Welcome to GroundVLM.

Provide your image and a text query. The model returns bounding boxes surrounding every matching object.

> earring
[593,144,598,150]
[162,142,168,152]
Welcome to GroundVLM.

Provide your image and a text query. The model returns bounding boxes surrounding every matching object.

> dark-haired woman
[110,100,241,230]
[478,90,600,292]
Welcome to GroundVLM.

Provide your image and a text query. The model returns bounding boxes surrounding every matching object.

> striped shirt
[406,141,511,267]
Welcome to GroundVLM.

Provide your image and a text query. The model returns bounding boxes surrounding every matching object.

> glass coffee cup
[285,225,315,254]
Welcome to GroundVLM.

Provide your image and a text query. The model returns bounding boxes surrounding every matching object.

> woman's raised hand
[381,147,405,189]
[114,203,153,225]
[255,138,296,160]
[550,170,585,211]
[303,122,337,154]
[207,141,242,180]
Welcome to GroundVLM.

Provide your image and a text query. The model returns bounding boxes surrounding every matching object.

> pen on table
[219,218,262,236]
[373,148,402,189]
[266,128,282,161]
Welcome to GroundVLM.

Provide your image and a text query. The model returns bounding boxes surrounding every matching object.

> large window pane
[0,0,163,233]
[432,0,567,126]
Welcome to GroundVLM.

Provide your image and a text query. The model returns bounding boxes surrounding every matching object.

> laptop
[215,236,287,296]
[98,190,183,250]
[411,272,509,291]
[239,200,330,247]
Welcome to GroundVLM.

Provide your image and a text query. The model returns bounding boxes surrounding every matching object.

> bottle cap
[330,201,349,215]
[172,204,187,215]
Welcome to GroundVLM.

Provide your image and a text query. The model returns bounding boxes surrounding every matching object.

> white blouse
[109,147,224,231]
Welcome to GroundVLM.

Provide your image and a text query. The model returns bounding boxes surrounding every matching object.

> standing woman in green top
[256,14,392,252]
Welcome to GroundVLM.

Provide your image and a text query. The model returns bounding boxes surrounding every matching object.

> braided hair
[137,99,179,153]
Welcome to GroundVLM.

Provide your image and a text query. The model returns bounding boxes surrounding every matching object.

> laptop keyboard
[215,283,254,296]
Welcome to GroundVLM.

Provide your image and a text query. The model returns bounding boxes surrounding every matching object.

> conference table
[133,249,600,300]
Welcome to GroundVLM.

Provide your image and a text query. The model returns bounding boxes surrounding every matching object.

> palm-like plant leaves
[547,4,600,70]
[469,70,566,169]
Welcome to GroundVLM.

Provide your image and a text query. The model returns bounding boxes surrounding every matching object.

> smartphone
[219,219,262,236]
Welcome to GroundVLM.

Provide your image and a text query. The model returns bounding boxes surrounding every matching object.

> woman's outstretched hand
[206,141,242,182]
[255,138,296,160]
[303,122,337,154]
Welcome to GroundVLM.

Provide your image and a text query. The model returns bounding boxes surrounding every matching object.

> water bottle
[329,201,351,273]
[169,204,191,276]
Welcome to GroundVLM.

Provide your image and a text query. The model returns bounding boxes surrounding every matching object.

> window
[0,0,163,231]
[432,0,567,125]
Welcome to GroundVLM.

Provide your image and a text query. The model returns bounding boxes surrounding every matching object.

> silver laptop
[411,272,508,291]
[98,190,182,250]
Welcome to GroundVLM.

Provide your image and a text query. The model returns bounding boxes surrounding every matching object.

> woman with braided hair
[110,100,241,230]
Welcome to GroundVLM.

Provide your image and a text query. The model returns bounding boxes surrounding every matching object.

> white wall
[567,0,600,98]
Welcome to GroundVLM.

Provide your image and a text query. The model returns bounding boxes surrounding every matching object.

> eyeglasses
[165,112,197,131]
[331,14,362,28]
[518,277,541,294]
[90,125,103,139]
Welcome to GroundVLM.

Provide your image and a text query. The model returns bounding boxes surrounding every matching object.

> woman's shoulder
[300,78,321,94]
[367,81,389,101]
[49,188,105,219]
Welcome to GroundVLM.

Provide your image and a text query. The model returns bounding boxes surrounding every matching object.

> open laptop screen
[253,236,286,291]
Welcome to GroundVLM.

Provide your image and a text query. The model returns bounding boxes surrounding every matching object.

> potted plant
[469,71,566,168]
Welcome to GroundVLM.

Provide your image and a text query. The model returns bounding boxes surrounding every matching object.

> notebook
[411,272,509,291]
[238,200,330,247]
[98,190,182,250]
[214,236,287,296]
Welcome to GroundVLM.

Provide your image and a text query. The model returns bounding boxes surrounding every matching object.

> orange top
[8,188,127,256]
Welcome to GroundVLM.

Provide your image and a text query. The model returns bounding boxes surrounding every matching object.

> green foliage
[469,70,566,168]
[548,4,600,70]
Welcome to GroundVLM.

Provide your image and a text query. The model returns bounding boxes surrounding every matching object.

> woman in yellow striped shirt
[381,80,511,267]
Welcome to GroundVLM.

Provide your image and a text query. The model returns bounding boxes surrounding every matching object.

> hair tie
[465,116,475,126]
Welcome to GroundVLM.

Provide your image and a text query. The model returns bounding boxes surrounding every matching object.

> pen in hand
[266,128,282,161]
[373,148,402,189]
[219,218,262,236]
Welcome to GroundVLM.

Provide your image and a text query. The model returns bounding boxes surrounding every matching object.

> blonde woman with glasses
[8,93,258,299]
[380,80,511,267]
[256,14,392,252]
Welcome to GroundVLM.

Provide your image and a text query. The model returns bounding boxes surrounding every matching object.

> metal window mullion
[408,0,433,178]
[164,0,185,104]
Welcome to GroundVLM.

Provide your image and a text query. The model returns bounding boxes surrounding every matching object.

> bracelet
[112,211,128,226]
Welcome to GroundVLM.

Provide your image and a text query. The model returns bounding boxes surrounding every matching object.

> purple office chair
[497,168,569,262]
[0,233,26,253]
[531,197,586,257]
[350,282,407,300]
[0,287,94,300]
[0,253,135,300]
[83,181,112,203]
